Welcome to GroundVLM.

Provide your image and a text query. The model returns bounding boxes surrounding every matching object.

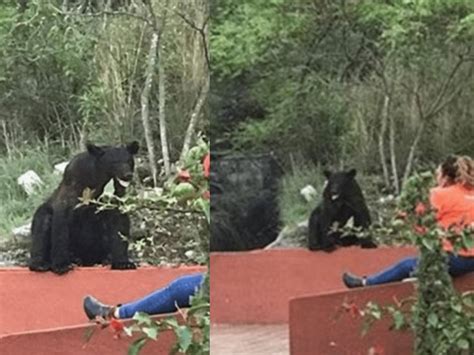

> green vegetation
[277,162,323,227]
[212,0,474,193]
[0,147,63,237]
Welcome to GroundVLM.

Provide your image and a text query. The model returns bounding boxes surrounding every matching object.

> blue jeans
[118,273,204,319]
[366,254,474,286]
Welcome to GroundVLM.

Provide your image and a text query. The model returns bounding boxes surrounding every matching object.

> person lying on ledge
[83,273,204,320]
[343,155,474,288]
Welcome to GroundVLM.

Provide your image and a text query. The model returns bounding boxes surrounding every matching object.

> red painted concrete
[289,273,474,355]
[0,265,205,335]
[210,247,417,324]
[0,317,177,355]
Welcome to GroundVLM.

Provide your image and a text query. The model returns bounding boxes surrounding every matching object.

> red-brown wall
[289,274,474,355]
[1,320,176,355]
[0,265,205,354]
[0,265,204,335]
[210,247,417,324]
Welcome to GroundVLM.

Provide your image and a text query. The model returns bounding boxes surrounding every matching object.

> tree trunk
[402,121,425,187]
[140,31,159,187]
[79,122,88,151]
[378,94,390,189]
[62,0,69,11]
[179,75,209,163]
[1,120,12,159]
[389,107,400,194]
[158,43,171,177]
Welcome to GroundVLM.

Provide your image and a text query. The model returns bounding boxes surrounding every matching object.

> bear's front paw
[51,263,74,275]
[111,261,137,270]
[322,245,337,253]
[29,261,51,272]
[360,240,377,249]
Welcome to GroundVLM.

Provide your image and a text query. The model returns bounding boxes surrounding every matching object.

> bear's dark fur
[308,168,376,252]
[209,153,282,251]
[29,141,139,274]
[210,189,280,251]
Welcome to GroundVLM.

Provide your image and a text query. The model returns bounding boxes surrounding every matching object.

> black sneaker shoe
[342,272,365,288]
[83,295,114,320]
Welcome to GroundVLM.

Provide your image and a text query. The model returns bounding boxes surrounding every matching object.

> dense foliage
[0,0,208,157]
[212,0,474,193]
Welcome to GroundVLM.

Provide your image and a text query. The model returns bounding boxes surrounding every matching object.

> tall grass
[0,145,68,238]
[278,162,325,227]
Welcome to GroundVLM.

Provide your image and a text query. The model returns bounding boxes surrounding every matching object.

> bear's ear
[87,143,105,157]
[127,141,139,155]
[323,170,332,179]
[347,168,357,178]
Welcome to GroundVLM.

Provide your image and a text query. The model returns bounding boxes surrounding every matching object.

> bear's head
[87,141,139,188]
[323,168,358,202]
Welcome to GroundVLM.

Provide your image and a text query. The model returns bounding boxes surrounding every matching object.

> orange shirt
[430,184,474,257]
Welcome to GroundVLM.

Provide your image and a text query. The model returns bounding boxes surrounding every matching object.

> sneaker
[342,272,365,288]
[83,295,114,320]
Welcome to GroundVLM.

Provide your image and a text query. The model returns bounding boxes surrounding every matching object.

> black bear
[29,141,139,274]
[308,168,376,252]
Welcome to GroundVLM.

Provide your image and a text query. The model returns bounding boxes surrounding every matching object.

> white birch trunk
[141,31,159,186]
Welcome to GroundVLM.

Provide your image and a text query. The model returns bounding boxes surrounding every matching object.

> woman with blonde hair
[343,155,474,288]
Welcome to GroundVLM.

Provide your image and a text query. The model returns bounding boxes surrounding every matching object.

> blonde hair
[455,156,474,188]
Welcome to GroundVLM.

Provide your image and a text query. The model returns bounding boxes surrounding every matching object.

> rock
[140,187,164,200]
[300,185,317,203]
[54,161,69,175]
[378,194,395,204]
[185,250,196,259]
[12,222,32,239]
[17,170,43,196]
[264,220,308,249]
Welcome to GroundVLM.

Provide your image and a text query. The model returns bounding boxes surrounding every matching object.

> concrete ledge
[0,265,204,335]
[289,273,474,355]
[210,247,417,324]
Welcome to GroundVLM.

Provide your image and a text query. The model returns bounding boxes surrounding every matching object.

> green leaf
[421,238,434,251]
[172,182,196,200]
[451,303,462,313]
[128,337,148,355]
[133,312,152,326]
[164,318,179,329]
[123,325,134,337]
[372,308,382,320]
[103,179,115,196]
[461,232,474,249]
[427,313,438,327]
[175,326,193,352]
[392,311,405,330]
[142,326,158,340]
[456,338,469,350]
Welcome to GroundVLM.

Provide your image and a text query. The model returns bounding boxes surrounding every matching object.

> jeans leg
[118,273,204,319]
[448,254,474,276]
[366,257,418,286]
